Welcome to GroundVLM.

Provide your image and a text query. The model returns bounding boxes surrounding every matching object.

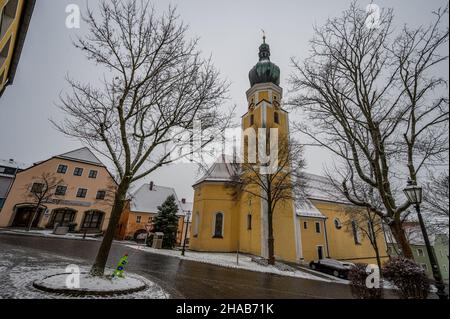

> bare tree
[325,164,386,271]
[228,136,306,265]
[24,173,64,231]
[423,171,449,234]
[346,207,385,271]
[54,0,229,276]
[290,2,449,258]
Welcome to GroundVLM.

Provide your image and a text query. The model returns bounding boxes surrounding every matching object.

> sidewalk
[125,243,344,283]
[0,228,100,241]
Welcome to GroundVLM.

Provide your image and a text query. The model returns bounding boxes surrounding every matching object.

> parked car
[309,258,355,279]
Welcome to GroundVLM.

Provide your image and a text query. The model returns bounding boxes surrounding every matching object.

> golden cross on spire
[261,29,266,43]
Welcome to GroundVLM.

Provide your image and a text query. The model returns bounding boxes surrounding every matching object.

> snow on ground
[126,244,337,283]
[37,273,145,292]
[0,229,100,241]
[0,248,169,299]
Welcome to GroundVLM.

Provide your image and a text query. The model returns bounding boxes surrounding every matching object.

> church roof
[303,173,350,204]
[130,183,183,215]
[296,198,326,219]
[56,147,104,166]
[193,154,239,186]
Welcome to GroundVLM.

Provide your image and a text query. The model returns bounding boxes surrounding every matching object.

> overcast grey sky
[0,0,448,201]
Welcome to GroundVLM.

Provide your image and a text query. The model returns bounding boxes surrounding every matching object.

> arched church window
[334,218,342,229]
[247,214,252,230]
[213,212,224,238]
[274,112,279,124]
[351,220,361,245]
[250,114,254,126]
[193,212,199,237]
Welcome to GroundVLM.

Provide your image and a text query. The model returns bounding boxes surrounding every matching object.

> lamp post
[403,179,448,300]
[181,211,191,256]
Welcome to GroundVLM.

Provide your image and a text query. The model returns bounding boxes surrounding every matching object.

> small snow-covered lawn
[0,228,100,241]
[126,244,336,282]
[0,248,169,299]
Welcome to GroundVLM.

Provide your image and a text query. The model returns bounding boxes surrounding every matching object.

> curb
[32,273,148,297]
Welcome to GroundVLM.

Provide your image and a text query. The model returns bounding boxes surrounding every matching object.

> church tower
[189,36,301,263]
[239,36,299,261]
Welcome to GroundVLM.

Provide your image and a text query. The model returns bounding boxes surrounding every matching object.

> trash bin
[53,226,69,235]
[152,232,164,249]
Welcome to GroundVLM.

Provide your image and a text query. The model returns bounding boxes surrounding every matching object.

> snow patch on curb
[126,244,333,282]
[0,229,100,241]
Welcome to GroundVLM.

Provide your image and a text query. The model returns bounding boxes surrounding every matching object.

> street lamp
[181,211,191,256]
[403,179,448,300]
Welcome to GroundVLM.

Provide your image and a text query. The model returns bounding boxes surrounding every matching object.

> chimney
[149,181,154,191]
[182,198,186,204]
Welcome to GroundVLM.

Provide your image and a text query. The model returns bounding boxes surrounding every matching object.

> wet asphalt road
[0,233,355,299]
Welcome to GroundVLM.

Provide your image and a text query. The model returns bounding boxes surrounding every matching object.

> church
[189,37,389,266]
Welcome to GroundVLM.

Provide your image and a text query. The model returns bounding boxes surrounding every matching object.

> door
[317,246,324,260]
[12,206,42,228]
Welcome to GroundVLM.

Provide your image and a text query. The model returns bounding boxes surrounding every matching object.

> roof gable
[57,147,104,166]
[194,155,239,186]
[130,184,183,215]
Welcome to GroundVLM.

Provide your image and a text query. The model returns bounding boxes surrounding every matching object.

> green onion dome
[249,37,280,87]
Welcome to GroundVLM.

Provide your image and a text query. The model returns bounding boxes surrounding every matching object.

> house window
[193,212,199,237]
[274,112,279,124]
[73,167,83,176]
[351,220,361,245]
[82,211,104,230]
[88,170,98,179]
[417,248,424,257]
[303,221,308,229]
[148,216,154,223]
[136,216,141,223]
[421,264,428,271]
[57,164,68,174]
[48,209,76,228]
[247,214,252,230]
[96,190,106,200]
[213,212,224,238]
[444,265,448,272]
[76,188,88,198]
[334,218,342,229]
[315,222,321,234]
[250,114,254,126]
[55,185,67,196]
[31,183,44,194]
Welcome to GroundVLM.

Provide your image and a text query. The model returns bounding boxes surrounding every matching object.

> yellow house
[0,0,35,97]
[189,38,388,266]
[0,147,117,233]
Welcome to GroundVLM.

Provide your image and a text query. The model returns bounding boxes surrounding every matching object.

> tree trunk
[267,210,275,265]
[90,182,128,276]
[372,233,382,276]
[27,203,41,231]
[390,220,413,259]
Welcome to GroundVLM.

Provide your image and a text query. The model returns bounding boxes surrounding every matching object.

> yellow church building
[189,38,389,266]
